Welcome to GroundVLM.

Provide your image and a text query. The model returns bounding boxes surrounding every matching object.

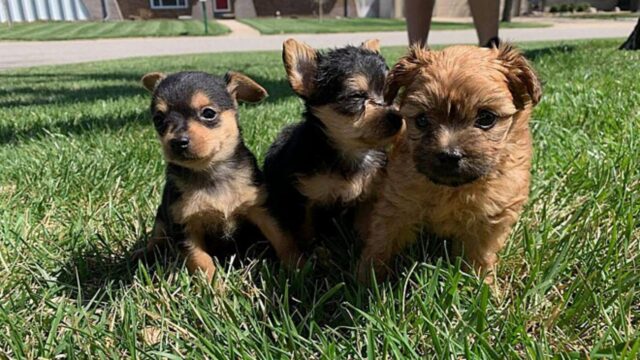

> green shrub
[575,2,590,12]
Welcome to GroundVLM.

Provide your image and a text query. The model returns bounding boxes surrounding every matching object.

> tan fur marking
[187,120,217,160]
[155,99,168,114]
[167,110,239,169]
[183,231,216,281]
[247,205,304,268]
[141,72,166,92]
[171,164,265,281]
[312,104,399,153]
[131,220,169,262]
[170,164,261,226]
[347,74,370,93]
[282,38,318,97]
[361,39,381,53]
[191,91,212,110]
[297,171,377,206]
[225,71,268,103]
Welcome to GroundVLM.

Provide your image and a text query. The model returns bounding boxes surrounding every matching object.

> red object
[215,0,230,11]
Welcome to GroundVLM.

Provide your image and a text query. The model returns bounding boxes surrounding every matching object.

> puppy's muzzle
[170,135,190,154]
[382,110,403,137]
[435,148,463,169]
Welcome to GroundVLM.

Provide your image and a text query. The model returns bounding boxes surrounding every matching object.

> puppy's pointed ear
[225,71,268,103]
[384,45,429,104]
[361,39,380,53]
[141,72,166,92]
[282,38,318,98]
[496,43,542,108]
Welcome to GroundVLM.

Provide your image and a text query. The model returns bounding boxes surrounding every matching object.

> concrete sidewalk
[0,19,635,70]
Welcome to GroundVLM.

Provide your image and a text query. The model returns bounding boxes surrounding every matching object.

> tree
[619,17,640,50]
[502,0,514,22]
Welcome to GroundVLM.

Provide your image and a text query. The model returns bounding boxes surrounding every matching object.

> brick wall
[116,0,198,19]
[253,0,339,17]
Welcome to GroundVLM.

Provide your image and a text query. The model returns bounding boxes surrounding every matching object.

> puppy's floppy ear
[361,39,381,53]
[141,72,166,93]
[384,44,429,105]
[496,43,542,108]
[225,71,268,103]
[282,38,318,98]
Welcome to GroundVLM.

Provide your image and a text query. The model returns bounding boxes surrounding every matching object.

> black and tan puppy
[263,39,404,252]
[134,71,302,281]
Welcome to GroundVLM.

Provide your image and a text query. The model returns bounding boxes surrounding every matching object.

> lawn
[0,39,639,358]
[0,19,228,41]
[558,12,639,20]
[239,17,550,34]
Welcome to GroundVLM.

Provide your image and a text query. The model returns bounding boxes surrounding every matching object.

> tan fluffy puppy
[357,44,541,284]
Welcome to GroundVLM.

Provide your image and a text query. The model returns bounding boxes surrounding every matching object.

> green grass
[0,20,229,41]
[239,17,550,34]
[0,39,639,358]
[558,12,639,20]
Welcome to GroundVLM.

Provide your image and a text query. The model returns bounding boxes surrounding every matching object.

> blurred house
[1,0,637,23]
[0,0,235,22]
[231,0,529,18]
[220,0,636,18]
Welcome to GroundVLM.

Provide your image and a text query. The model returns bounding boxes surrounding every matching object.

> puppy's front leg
[182,228,216,281]
[353,198,376,241]
[356,195,419,284]
[455,224,511,284]
[131,217,169,262]
[247,206,304,269]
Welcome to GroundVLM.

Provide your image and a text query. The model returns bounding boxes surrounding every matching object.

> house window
[150,0,188,9]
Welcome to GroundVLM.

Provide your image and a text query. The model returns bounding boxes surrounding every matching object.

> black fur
[307,46,387,109]
[264,45,392,249]
[149,72,266,259]
[151,72,235,136]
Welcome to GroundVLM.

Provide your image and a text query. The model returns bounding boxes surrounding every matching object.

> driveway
[0,18,636,70]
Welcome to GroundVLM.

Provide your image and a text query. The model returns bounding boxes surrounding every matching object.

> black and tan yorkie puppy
[134,71,302,281]
[357,44,541,284]
[263,39,405,253]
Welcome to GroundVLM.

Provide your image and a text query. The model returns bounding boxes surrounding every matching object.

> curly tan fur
[358,44,541,284]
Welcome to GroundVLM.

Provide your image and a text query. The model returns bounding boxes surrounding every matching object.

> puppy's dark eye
[415,114,429,129]
[475,110,498,130]
[152,113,164,125]
[352,92,368,99]
[152,113,167,133]
[200,107,217,121]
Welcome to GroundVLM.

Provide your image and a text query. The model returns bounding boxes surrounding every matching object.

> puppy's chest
[418,180,524,235]
[296,168,379,206]
[170,181,261,228]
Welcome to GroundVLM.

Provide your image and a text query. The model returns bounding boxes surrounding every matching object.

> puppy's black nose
[436,149,463,167]
[170,136,190,152]
[385,111,403,132]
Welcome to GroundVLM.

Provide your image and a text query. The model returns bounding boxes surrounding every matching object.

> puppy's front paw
[130,248,149,263]
[284,251,307,270]
[356,258,387,285]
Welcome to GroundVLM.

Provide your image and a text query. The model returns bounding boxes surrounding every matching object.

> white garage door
[0,0,90,23]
